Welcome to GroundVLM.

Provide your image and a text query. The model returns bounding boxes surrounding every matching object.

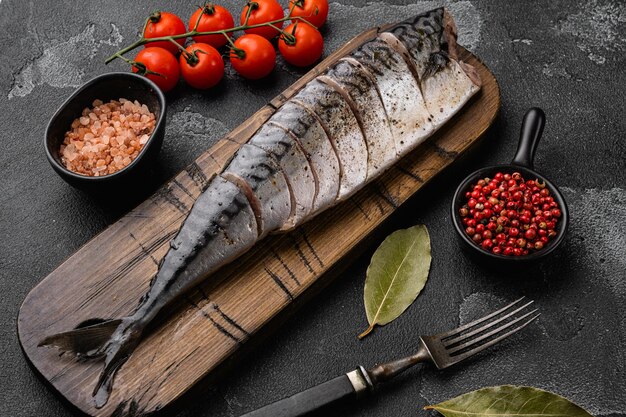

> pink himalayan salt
[60,98,156,177]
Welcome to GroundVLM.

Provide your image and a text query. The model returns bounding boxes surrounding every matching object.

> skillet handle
[511,108,545,169]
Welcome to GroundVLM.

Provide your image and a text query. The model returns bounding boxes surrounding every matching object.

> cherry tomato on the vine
[143,11,187,55]
[133,47,180,92]
[240,0,284,39]
[289,0,328,28]
[179,43,224,89]
[188,3,235,48]
[230,34,276,79]
[278,22,324,67]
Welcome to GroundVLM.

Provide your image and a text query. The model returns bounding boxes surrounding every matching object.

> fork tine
[436,297,527,339]
[446,313,540,365]
[447,308,538,354]
[443,300,534,347]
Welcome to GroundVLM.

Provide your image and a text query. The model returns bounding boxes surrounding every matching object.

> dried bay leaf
[425,385,595,417]
[358,225,431,339]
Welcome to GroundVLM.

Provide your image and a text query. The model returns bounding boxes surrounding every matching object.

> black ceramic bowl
[451,108,569,265]
[45,72,166,191]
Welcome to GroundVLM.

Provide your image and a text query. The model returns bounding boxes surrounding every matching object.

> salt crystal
[60,98,155,176]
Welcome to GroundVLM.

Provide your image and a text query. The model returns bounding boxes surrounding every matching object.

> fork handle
[240,367,372,417]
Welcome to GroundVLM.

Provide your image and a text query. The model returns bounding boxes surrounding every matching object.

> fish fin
[92,319,143,408]
[38,319,123,357]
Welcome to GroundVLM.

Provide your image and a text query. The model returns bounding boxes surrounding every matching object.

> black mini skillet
[451,108,569,264]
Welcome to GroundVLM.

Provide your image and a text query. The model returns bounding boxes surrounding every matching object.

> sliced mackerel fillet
[349,36,433,157]
[318,59,396,179]
[221,144,292,235]
[383,8,447,80]
[248,124,317,230]
[291,79,368,200]
[269,101,341,213]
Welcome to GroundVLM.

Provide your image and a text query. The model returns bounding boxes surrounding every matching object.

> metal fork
[241,297,539,417]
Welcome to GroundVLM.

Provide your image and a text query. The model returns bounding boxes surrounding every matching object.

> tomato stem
[104,5,312,65]
[148,10,162,24]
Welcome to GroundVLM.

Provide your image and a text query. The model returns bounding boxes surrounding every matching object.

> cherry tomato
[188,4,234,48]
[278,22,324,67]
[179,43,224,89]
[132,47,180,92]
[230,34,276,79]
[143,11,187,55]
[289,0,328,28]
[240,0,284,39]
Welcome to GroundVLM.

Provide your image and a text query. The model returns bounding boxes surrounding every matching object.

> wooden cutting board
[18,22,500,416]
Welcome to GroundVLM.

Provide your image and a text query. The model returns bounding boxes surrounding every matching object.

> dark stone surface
[1,0,624,416]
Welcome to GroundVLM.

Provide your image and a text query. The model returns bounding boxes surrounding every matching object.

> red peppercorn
[525,229,537,240]
[460,171,561,256]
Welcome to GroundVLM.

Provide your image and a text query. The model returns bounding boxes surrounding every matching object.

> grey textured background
[1,0,625,416]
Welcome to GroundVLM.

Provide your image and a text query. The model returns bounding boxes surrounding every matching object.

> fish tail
[38,318,123,357]
[39,317,144,408]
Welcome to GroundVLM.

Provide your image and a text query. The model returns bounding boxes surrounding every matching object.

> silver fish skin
[39,7,481,408]
[291,79,368,200]
[248,124,317,230]
[269,101,341,213]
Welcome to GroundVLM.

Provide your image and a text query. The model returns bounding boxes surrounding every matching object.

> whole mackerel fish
[40,7,481,407]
